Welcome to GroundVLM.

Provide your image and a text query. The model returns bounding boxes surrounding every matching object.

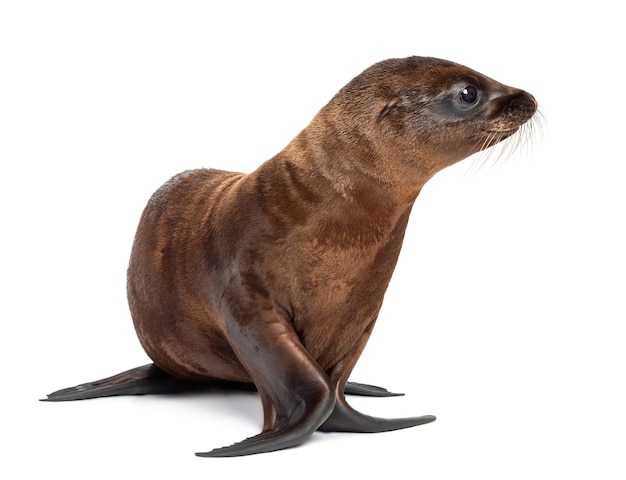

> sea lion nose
[507,91,538,120]
[513,91,537,110]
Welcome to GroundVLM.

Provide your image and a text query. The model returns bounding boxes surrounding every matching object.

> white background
[2,1,624,478]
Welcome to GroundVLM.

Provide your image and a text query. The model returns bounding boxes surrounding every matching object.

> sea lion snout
[484,89,537,133]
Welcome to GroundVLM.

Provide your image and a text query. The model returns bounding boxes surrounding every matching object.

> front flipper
[42,363,201,401]
[322,319,436,434]
[196,410,329,458]
[195,291,335,457]
[319,396,436,432]
[344,381,403,397]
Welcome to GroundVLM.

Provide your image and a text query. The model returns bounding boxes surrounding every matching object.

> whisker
[466,131,500,175]
[464,109,545,175]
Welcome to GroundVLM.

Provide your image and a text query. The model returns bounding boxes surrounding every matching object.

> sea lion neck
[245,148,415,250]
[278,112,426,207]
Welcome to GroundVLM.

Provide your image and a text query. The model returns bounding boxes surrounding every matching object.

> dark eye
[460,85,478,104]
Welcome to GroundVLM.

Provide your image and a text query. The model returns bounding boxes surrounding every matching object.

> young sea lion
[43,56,538,456]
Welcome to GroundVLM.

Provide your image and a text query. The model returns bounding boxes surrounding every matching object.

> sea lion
[43,56,538,457]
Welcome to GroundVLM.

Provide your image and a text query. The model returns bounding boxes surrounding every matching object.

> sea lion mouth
[468,107,543,172]
[475,129,516,152]
[485,125,520,134]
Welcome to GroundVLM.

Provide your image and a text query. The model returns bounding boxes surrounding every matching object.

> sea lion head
[321,56,538,192]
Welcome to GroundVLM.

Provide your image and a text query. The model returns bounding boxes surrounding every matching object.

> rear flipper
[41,364,204,401]
[41,362,397,402]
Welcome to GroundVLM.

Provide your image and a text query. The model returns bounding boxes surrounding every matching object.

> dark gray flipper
[42,362,422,457]
[319,397,436,433]
[41,364,205,401]
[42,363,397,402]
[343,381,403,397]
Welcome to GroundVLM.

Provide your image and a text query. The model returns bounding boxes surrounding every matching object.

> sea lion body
[130,167,410,385]
[44,56,538,456]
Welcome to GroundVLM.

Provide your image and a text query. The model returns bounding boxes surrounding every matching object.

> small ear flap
[376,101,399,123]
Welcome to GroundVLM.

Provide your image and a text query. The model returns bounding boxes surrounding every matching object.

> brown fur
[47,56,537,456]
